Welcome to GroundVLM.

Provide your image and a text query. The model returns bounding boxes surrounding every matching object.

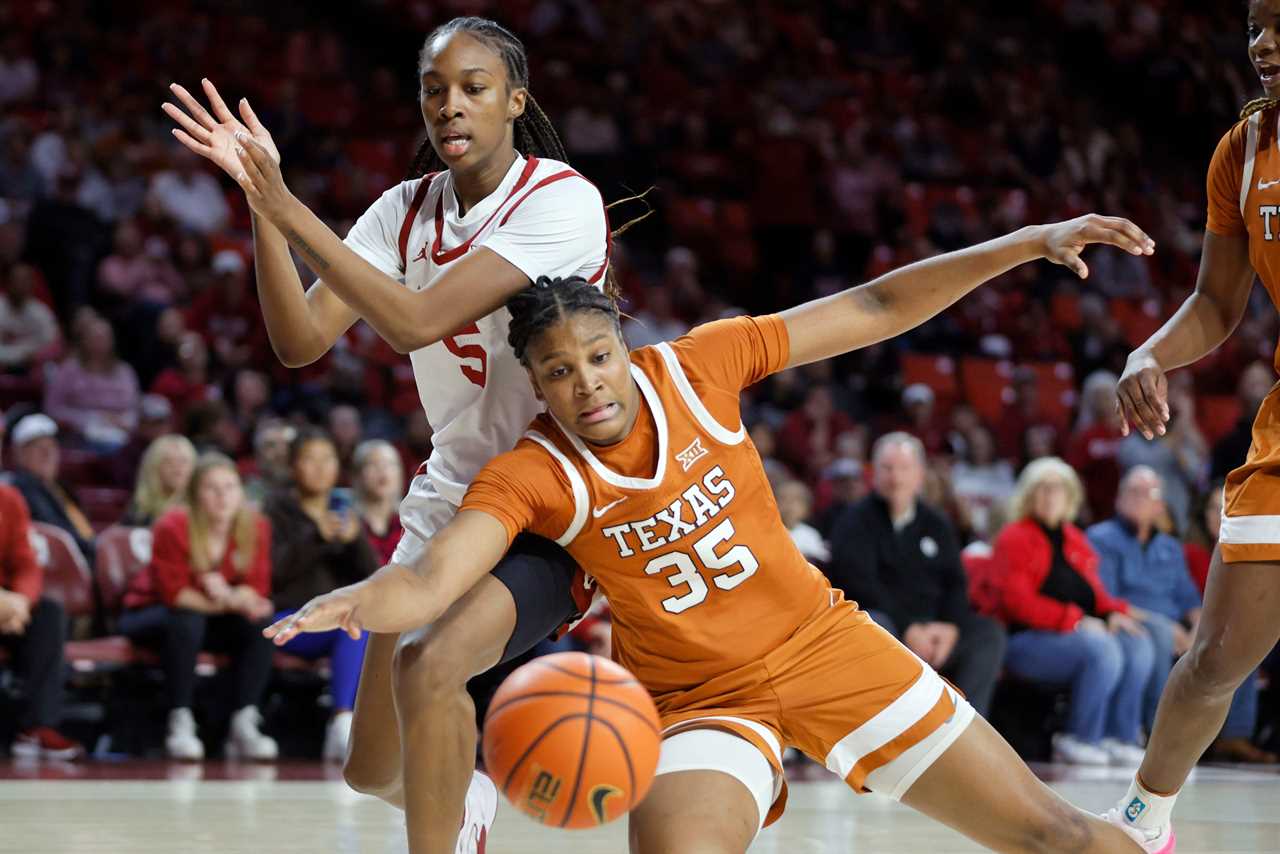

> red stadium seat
[901,352,959,411]
[1026,361,1077,426]
[95,525,152,617]
[30,522,94,619]
[1198,395,1243,445]
[960,358,1015,425]
[961,543,1001,618]
[75,487,130,532]
[1050,292,1082,332]
[1111,298,1164,348]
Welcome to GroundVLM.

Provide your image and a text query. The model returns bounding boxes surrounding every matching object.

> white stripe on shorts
[1219,513,1280,545]
[823,664,944,780]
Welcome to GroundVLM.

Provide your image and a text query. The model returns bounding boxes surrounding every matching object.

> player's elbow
[386,317,444,354]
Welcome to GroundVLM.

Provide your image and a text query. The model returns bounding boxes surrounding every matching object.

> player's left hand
[1037,214,1155,279]
[264,586,365,644]
[233,130,296,223]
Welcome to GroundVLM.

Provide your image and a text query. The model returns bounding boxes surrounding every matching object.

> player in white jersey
[162,17,617,854]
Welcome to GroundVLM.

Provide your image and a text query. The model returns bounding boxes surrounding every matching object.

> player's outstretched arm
[1116,230,1254,440]
[780,214,1154,370]
[164,79,358,368]
[264,510,510,643]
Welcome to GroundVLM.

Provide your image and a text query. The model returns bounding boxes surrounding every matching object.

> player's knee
[393,626,472,700]
[341,751,402,801]
[1183,631,1246,697]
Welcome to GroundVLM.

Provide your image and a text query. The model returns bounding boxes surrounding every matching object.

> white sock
[1118,776,1177,830]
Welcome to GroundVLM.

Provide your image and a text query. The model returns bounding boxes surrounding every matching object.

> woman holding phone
[265,427,379,760]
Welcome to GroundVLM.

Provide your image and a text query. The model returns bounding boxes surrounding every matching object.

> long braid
[1242,97,1280,119]
[406,17,648,307]
[507,276,621,366]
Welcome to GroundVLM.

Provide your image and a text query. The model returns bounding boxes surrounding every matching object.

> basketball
[481,652,661,829]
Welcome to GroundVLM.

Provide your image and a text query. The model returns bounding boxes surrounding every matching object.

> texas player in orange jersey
[1108,3,1280,851]
[270,216,1154,854]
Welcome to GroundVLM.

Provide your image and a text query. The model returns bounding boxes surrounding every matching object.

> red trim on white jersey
[430,157,541,265]
[398,173,437,270]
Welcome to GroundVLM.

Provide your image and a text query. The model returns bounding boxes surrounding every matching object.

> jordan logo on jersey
[412,244,428,263]
[676,437,708,471]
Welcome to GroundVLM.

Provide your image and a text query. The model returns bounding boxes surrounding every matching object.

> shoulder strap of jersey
[653,342,745,446]
[398,173,439,270]
[1241,112,1262,218]
[523,429,589,546]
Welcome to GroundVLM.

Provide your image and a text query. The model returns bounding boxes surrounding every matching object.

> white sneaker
[1051,733,1110,765]
[456,770,498,854]
[323,711,353,762]
[225,706,278,761]
[1102,806,1176,853]
[1101,738,1147,766]
[166,708,204,761]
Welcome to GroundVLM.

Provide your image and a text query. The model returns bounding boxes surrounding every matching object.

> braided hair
[403,17,650,307]
[507,276,622,366]
[1242,96,1279,119]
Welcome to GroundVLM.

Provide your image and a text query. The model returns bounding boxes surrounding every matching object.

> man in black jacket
[827,432,1005,715]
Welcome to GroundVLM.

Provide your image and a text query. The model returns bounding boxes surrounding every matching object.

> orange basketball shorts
[1221,383,1280,563]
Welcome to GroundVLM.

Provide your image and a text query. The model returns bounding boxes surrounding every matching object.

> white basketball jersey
[343,154,609,505]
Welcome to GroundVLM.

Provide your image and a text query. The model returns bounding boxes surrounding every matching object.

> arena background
[1,0,1279,848]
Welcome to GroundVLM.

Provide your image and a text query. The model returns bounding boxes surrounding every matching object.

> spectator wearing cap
[185,250,261,372]
[0,262,60,373]
[0,414,82,760]
[43,314,139,450]
[901,383,947,456]
[827,432,1006,715]
[3,413,95,563]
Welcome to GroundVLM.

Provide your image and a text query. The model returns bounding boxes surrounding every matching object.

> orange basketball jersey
[1205,107,1280,560]
[463,316,834,695]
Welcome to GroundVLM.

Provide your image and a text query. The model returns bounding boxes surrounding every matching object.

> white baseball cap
[11,413,57,447]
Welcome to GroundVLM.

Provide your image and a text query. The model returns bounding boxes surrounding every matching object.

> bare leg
[901,716,1143,853]
[1137,550,1280,793]
[343,631,405,806]
[394,574,517,854]
[628,770,759,854]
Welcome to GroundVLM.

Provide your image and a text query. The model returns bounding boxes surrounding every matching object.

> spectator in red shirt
[0,476,82,760]
[185,249,261,372]
[353,439,404,566]
[149,331,219,419]
[776,384,857,482]
[118,453,276,761]
[1065,370,1124,523]
[992,456,1153,766]
[1183,482,1222,597]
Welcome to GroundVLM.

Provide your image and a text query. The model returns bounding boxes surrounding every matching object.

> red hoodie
[992,517,1129,632]
[0,485,41,601]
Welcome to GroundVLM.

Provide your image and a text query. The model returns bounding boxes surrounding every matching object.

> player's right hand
[264,586,365,644]
[163,78,280,184]
[1116,350,1170,440]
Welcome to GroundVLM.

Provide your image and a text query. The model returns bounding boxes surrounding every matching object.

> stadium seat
[75,487,130,532]
[1025,361,1077,427]
[901,352,959,411]
[30,522,94,620]
[960,357,1015,425]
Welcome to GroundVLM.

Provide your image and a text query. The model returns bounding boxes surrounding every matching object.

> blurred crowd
[0,0,1276,763]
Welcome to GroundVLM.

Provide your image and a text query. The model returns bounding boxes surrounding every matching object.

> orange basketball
[481,652,661,829]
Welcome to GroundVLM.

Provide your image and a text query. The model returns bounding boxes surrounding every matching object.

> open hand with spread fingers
[1036,214,1156,279]
[162,78,283,208]
[264,586,365,645]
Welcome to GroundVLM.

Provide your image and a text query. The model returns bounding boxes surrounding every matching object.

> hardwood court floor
[1,761,1277,852]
